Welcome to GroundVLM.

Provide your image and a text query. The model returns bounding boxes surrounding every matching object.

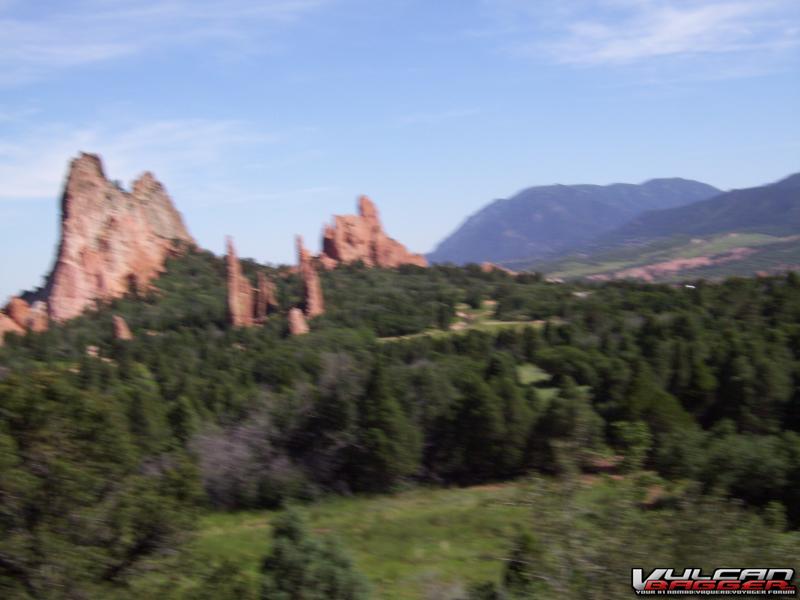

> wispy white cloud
[0,0,331,85]
[482,0,800,70]
[0,118,275,199]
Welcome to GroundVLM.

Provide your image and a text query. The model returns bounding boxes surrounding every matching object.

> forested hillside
[2,250,800,598]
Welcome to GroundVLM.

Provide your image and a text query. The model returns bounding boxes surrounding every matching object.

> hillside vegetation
[521,173,800,281]
[2,250,800,598]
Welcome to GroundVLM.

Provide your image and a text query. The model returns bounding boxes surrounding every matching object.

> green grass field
[192,483,532,599]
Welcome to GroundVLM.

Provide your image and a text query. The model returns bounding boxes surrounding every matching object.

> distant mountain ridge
[528,172,800,282]
[428,178,720,265]
[596,173,800,244]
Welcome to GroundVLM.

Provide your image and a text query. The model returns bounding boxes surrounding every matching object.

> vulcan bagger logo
[632,568,798,595]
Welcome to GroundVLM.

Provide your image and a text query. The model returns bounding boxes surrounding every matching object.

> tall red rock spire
[296,235,324,318]
[255,272,277,323]
[287,307,310,336]
[113,315,134,340]
[44,153,194,322]
[226,236,254,328]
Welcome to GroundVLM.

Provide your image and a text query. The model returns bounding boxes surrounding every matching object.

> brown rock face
[320,196,427,269]
[296,235,324,318]
[226,237,254,327]
[44,153,194,322]
[287,307,309,335]
[113,315,133,340]
[0,313,25,345]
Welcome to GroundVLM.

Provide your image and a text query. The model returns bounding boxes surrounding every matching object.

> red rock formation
[287,307,309,335]
[319,196,427,269]
[113,315,133,340]
[296,235,324,318]
[5,297,30,328]
[0,313,25,345]
[587,247,758,283]
[44,153,194,322]
[2,297,49,333]
[27,302,49,333]
[255,272,277,323]
[226,236,254,327]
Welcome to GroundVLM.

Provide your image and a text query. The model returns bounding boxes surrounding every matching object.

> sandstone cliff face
[296,235,324,318]
[226,237,254,328]
[320,196,427,269]
[44,153,194,322]
[287,307,309,335]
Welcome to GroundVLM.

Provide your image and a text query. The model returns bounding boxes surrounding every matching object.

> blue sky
[1,0,799,300]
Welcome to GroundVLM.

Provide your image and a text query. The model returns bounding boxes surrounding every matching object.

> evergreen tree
[260,510,369,600]
[503,532,543,597]
[349,363,420,491]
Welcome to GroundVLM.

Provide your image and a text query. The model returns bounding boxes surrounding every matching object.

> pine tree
[503,532,543,597]
[261,510,369,600]
[350,363,420,491]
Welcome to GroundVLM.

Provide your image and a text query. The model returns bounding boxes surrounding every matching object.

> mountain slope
[530,173,800,281]
[428,178,720,265]
[598,173,800,243]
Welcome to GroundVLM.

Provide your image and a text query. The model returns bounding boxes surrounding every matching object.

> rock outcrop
[0,297,49,340]
[287,307,309,335]
[26,302,49,333]
[113,315,133,340]
[296,236,324,318]
[44,153,194,322]
[255,272,277,323]
[226,237,279,327]
[319,196,427,269]
[226,237,254,328]
[0,313,25,345]
[587,247,758,283]
[226,236,278,327]
[5,298,30,329]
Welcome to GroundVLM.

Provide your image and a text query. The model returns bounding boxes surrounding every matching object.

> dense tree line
[2,249,800,597]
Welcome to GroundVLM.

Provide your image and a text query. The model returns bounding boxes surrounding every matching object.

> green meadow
[192,483,531,600]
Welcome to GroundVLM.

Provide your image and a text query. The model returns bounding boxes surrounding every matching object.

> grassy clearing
[192,483,531,600]
[379,300,539,342]
[516,363,550,385]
